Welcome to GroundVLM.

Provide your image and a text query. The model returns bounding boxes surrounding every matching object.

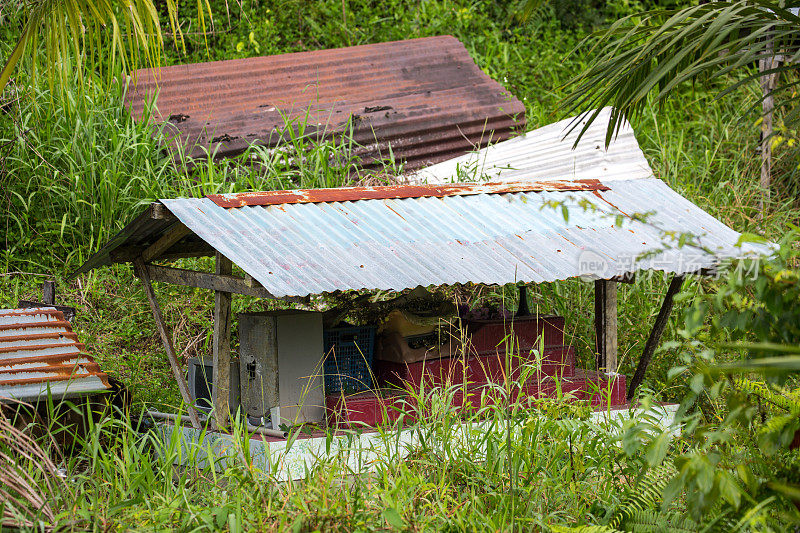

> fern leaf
[549,525,622,533]
[624,509,698,533]
[610,464,678,528]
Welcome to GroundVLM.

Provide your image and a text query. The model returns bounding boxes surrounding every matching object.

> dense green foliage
[1,0,799,531]
[0,0,213,97]
[563,1,800,155]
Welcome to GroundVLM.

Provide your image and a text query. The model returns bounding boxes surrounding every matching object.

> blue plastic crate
[323,326,375,394]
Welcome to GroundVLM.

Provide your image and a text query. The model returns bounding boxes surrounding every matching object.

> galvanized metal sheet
[126,36,525,169]
[161,177,769,298]
[0,308,110,402]
[412,107,654,183]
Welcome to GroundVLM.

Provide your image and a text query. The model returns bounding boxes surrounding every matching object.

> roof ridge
[205,179,609,208]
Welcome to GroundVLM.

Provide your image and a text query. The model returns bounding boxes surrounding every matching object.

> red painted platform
[326,371,627,429]
[325,314,626,429]
[376,345,575,389]
[466,315,566,357]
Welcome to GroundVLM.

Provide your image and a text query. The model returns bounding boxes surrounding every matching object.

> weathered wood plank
[43,280,56,305]
[212,252,233,430]
[141,223,192,263]
[759,35,778,212]
[133,257,201,429]
[627,275,685,400]
[594,279,618,373]
[134,264,278,299]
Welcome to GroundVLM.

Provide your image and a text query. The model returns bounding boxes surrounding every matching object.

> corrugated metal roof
[0,308,110,402]
[126,35,525,170]
[412,107,654,183]
[148,177,767,298]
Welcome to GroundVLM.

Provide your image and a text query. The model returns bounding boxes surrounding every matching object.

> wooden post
[594,279,618,373]
[627,275,685,400]
[759,34,778,214]
[133,258,201,429]
[42,280,55,305]
[213,252,233,430]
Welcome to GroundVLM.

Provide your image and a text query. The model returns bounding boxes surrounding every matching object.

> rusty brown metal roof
[125,35,526,169]
[0,308,110,402]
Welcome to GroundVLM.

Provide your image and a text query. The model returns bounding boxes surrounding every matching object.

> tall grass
[0,81,400,273]
[0,375,677,531]
[6,365,791,531]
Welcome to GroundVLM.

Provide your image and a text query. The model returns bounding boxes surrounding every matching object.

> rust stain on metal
[207,179,609,208]
[591,189,631,217]
[0,332,80,343]
[0,308,110,400]
[0,320,73,332]
[125,36,526,170]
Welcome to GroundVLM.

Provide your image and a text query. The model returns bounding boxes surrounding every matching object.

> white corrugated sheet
[412,107,654,184]
[162,177,768,298]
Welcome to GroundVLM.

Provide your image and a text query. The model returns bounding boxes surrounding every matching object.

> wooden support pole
[758,32,778,215]
[594,279,618,373]
[212,252,233,430]
[42,280,55,305]
[759,51,774,209]
[133,258,201,429]
[627,275,685,400]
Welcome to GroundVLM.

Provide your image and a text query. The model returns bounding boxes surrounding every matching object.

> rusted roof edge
[206,179,609,208]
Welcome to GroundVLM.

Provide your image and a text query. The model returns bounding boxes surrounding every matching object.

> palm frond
[561,1,800,146]
[0,0,213,99]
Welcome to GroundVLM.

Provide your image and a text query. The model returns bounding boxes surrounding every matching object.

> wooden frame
[627,274,685,400]
[594,279,618,373]
[142,223,192,263]
[133,264,278,299]
[133,258,202,429]
[212,252,232,430]
[131,256,307,429]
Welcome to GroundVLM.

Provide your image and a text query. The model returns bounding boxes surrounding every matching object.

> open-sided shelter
[75,149,769,430]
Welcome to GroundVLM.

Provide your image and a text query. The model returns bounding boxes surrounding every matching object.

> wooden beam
[627,275,685,400]
[141,223,192,263]
[212,252,232,430]
[42,280,56,305]
[133,258,201,429]
[610,272,635,284]
[134,264,278,299]
[594,279,618,373]
[134,263,311,304]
